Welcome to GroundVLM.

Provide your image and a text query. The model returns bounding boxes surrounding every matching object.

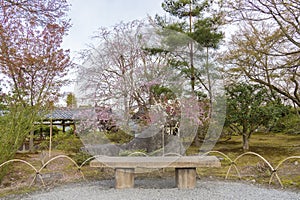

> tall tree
[0,0,72,151]
[76,19,212,156]
[156,0,224,146]
[224,0,300,107]
[0,0,72,107]
[77,21,171,125]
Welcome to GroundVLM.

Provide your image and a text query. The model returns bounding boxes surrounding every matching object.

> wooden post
[62,120,65,133]
[49,117,53,157]
[115,168,135,189]
[162,127,165,156]
[175,168,196,189]
[72,122,76,135]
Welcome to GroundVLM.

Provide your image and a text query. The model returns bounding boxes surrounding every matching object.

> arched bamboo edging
[163,153,182,157]
[228,152,282,187]
[1,152,299,189]
[128,152,149,157]
[0,159,45,187]
[38,155,85,180]
[269,156,300,187]
[79,155,109,168]
[200,151,241,180]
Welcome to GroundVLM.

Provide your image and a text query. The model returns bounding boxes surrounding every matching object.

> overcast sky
[62,0,165,60]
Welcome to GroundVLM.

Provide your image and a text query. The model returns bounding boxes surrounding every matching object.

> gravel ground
[3,179,300,200]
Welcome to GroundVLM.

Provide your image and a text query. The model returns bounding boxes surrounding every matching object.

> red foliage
[0,0,72,106]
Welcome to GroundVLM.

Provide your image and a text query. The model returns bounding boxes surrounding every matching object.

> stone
[84,144,121,156]
[123,129,185,155]
[115,168,134,189]
[175,168,196,189]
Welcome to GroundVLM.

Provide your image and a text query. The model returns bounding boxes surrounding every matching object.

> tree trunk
[189,2,195,93]
[242,134,249,151]
[29,130,34,152]
[205,47,212,118]
[194,131,200,147]
[189,2,198,147]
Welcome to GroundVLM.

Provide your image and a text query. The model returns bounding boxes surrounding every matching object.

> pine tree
[156,0,225,146]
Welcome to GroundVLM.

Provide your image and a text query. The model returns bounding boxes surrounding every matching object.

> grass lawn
[188,133,300,189]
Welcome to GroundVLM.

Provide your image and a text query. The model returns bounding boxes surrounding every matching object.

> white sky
[62,0,165,60]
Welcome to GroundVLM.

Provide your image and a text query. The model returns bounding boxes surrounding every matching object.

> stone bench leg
[175,168,196,189]
[115,168,135,189]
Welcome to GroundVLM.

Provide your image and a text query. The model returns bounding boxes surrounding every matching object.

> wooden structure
[90,156,221,189]
[43,107,113,133]
[44,108,79,133]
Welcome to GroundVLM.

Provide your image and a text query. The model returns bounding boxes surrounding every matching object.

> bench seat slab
[90,156,221,168]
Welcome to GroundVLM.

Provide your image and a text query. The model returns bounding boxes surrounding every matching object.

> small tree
[0,85,6,110]
[225,83,283,151]
[66,92,77,108]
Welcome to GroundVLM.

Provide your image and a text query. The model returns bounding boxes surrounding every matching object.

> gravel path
[4,179,300,200]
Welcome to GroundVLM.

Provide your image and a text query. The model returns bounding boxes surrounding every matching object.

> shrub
[283,113,300,134]
[271,112,300,134]
[105,130,133,144]
[0,106,38,182]
[39,131,84,153]
[71,151,92,166]
[78,131,109,145]
[34,125,60,138]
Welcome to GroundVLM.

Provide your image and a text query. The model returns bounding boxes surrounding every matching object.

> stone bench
[90,156,221,189]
